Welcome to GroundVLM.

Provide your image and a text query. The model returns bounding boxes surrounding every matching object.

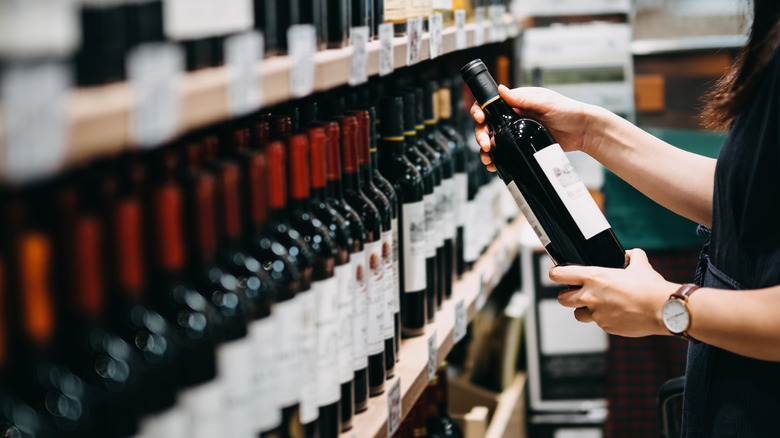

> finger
[557,288,584,308]
[573,307,594,323]
[480,150,492,165]
[486,163,496,172]
[475,129,491,153]
[548,264,591,286]
[470,101,485,124]
[625,248,649,268]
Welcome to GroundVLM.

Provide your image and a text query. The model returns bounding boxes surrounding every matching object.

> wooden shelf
[340,215,526,438]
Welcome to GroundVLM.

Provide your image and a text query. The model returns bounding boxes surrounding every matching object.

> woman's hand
[550,249,680,338]
[470,85,609,171]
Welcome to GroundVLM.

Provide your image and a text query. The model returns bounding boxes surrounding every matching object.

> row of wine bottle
[0,70,517,437]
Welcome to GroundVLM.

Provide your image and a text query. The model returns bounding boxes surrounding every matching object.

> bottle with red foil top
[353,108,397,377]
[322,118,370,415]
[306,120,356,433]
[339,114,386,396]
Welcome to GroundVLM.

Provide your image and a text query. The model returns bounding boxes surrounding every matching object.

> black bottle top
[460,59,499,106]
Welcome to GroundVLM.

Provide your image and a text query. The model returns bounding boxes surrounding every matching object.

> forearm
[587,109,716,226]
[684,287,780,362]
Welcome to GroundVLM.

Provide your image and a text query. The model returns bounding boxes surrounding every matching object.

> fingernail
[498,84,509,93]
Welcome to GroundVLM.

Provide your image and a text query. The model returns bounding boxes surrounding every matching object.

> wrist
[581,105,619,159]
[656,282,683,336]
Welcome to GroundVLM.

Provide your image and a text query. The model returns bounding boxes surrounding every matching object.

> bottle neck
[480,96,516,127]
[343,169,361,192]
[310,185,326,203]
[326,178,344,201]
[288,197,312,216]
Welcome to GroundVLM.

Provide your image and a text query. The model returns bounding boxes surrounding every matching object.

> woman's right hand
[471,85,609,171]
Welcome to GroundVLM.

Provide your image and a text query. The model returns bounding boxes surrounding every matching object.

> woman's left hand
[550,248,680,338]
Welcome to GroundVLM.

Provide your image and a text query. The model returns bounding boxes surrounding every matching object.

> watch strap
[669,283,700,342]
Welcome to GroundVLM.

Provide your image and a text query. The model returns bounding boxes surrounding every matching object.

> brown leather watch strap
[672,283,700,342]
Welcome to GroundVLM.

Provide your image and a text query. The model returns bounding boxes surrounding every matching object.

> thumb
[498,85,549,116]
[625,248,649,268]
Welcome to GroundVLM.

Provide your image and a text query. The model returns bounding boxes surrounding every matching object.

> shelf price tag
[427,330,438,381]
[378,23,394,76]
[387,378,402,436]
[454,9,467,50]
[288,24,317,98]
[428,13,443,59]
[127,42,184,149]
[225,30,264,116]
[0,62,70,183]
[474,7,485,46]
[454,300,467,343]
[349,26,369,85]
[476,273,487,311]
[406,17,423,66]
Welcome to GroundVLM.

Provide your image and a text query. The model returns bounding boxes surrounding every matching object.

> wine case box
[448,374,528,438]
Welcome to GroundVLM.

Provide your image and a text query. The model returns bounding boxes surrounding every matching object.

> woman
[471,1,780,436]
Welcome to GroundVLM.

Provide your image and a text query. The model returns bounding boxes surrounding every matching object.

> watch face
[662,299,690,334]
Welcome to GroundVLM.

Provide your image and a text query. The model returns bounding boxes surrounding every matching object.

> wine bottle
[377,95,426,338]
[322,120,370,414]
[307,124,355,432]
[339,115,386,396]
[354,109,396,378]
[287,133,341,438]
[327,0,349,48]
[431,363,464,437]
[401,90,437,323]
[461,59,626,268]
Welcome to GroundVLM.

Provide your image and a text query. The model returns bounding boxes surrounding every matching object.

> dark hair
[701,1,780,130]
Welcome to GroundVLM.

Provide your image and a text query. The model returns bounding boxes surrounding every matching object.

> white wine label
[365,240,385,355]
[225,30,263,116]
[427,330,438,382]
[455,173,468,227]
[349,26,369,86]
[506,180,551,246]
[406,17,423,66]
[274,297,302,407]
[424,193,437,257]
[178,378,223,438]
[534,144,610,240]
[402,201,427,292]
[381,230,396,339]
[0,0,79,58]
[298,286,320,424]
[454,9,467,50]
[442,178,457,240]
[335,263,354,383]
[453,299,467,343]
[391,218,401,312]
[463,200,480,263]
[316,275,341,406]
[288,24,317,98]
[352,250,369,370]
[474,7,486,46]
[378,23,395,77]
[433,187,445,248]
[428,13,443,60]
[217,336,255,438]
[386,378,402,436]
[249,315,282,433]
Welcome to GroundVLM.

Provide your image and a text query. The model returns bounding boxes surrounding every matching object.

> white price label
[454,300,467,343]
[387,378,402,436]
[406,17,423,66]
[378,23,395,76]
[427,330,438,381]
[454,10,467,50]
[225,30,263,116]
[127,42,183,149]
[288,24,317,98]
[428,13,443,59]
[0,62,69,183]
[474,7,485,46]
[349,26,369,85]
[477,273,487,311]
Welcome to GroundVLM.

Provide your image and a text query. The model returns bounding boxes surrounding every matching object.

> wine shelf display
[0,16,523,183]
[342,215,526,438]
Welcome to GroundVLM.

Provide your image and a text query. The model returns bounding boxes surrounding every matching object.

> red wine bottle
[377,95,426,338]
[354,109,397,378]
[461,59,626,268]
[322,120,370,414]
[338,115,386,396]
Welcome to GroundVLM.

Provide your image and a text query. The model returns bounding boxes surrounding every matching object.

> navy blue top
[682,43,780,437]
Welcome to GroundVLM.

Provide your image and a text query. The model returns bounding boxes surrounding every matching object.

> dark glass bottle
[323,120,370,414]
[287,133,341,438]
[255,0,279,56]
[461,59,626,268]
[307,124,356,432]
[430,363,464,438]
[354,110,397,378]
[338,115,386,396]
[75,1,127,85]
[401,90,437,324]
[377,96,426,338]
[327,0,350,48]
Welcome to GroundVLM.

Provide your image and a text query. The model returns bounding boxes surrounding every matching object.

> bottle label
[402,201,427,292]
[217,336,255,438]
[365,240,385,355]
[316,275,341,406]
[534,144,610,239]
[507,180,551,246]
[455,172,468,227]
[352,250,369,370]
[249,315,282,432]
[381,230,396,339]
[274,297,302,407]
[423,193,437,257]
[434,185,446,248]
[335,263,354,384]
[391,217,401,312]
[178,378,223,438]
[298,286,320,424]
[443,177,457,240]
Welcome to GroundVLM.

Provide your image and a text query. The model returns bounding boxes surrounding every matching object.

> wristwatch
[662,283,700,341]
